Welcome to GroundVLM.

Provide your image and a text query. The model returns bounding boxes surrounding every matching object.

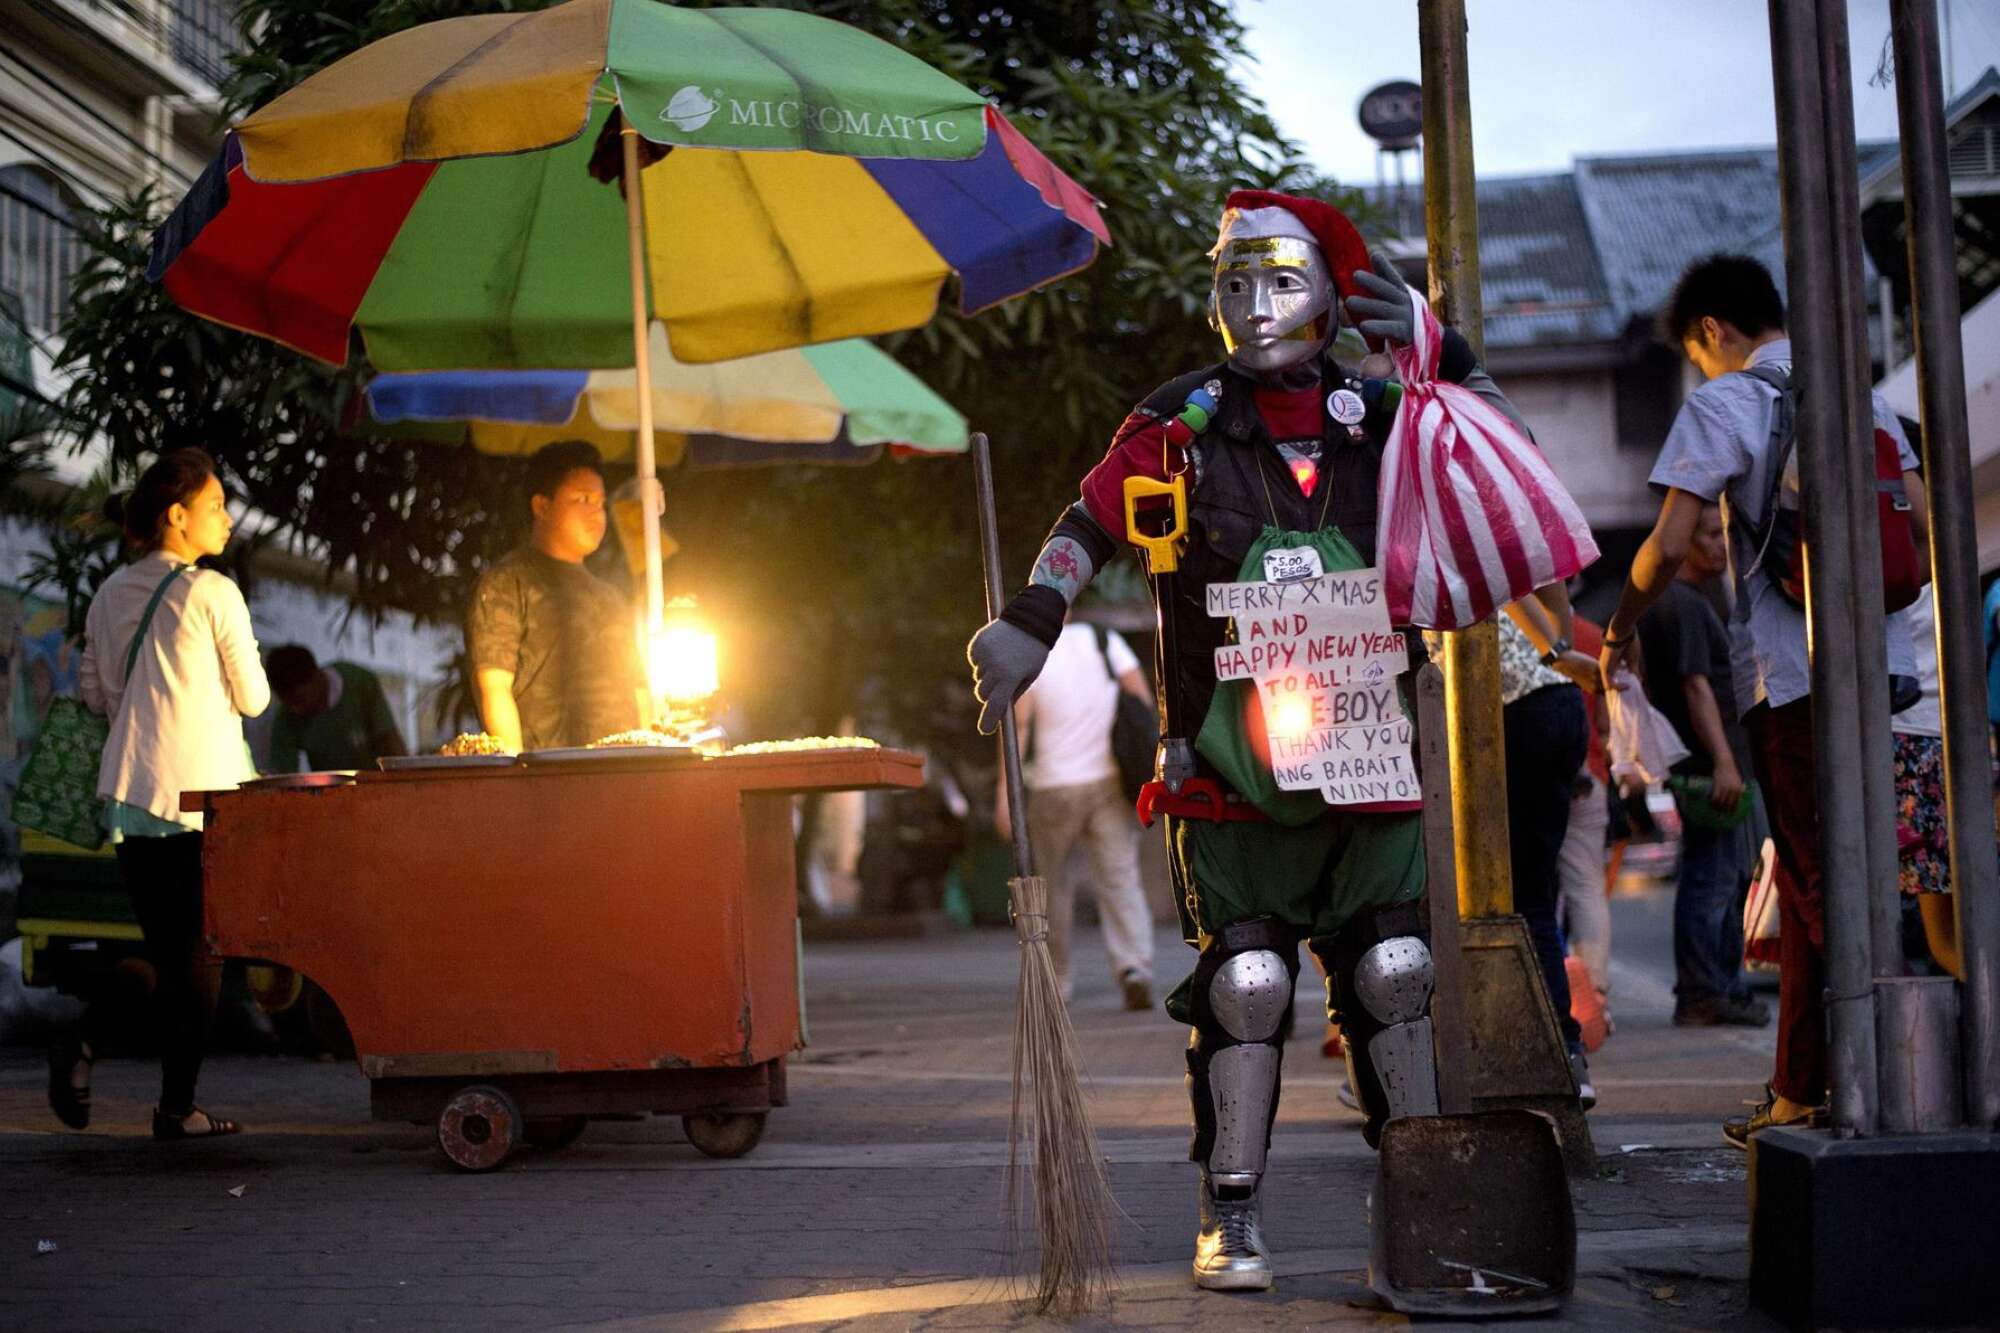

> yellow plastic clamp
[1123,473,1189,575]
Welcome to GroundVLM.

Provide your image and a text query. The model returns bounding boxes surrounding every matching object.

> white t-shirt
[1024,622,1141,790]
[1892,585,1941,739]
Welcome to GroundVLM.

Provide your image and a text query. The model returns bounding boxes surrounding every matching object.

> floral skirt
[1894,733,1950,895]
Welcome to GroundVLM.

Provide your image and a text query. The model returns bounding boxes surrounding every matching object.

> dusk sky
[1237,0,2000,185]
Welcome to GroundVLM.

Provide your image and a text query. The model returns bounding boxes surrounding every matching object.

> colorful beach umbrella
[364,329,968,463]
[147,0,1107,639]
[146,0,1108,373]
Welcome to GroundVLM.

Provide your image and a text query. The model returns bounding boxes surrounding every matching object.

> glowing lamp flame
[1290,459,1317,496]
[1268,692,1314,739]
[647,599,719,704]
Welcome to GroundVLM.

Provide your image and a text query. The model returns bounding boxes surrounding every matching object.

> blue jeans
[1671,800,1750,1008]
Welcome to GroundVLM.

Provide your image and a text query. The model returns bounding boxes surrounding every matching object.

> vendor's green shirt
[266,662,406,772]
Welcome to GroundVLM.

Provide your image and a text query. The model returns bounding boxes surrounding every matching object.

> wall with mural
[0,584,83,867]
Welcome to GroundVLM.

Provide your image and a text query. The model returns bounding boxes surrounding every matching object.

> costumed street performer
[966,191,1536,1293]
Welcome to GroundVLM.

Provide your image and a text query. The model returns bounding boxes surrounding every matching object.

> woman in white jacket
[49,449,268,1140]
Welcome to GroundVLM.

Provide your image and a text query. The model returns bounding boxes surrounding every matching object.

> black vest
[1138,360,1390,753]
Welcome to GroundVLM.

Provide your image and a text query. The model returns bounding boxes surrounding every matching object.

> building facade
[0,0,461,761]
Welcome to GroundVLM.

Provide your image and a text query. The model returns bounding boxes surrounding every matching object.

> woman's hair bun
[115,450,216,551]
[101,491,129,527]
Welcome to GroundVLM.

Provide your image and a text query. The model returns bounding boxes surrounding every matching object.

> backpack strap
[1737,363,1798,585]
[1091,622,1117,685]
[123,566,186,680]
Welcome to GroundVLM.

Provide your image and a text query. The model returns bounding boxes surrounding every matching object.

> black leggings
[81,832,220,1117]
[1503,683,1589,1052]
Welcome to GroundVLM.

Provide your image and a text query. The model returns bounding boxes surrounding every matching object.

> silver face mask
[1212,236,1336,375]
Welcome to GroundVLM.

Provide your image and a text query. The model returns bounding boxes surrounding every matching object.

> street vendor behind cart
[467,441,647,751]
[966,190,1582,1293]
[263,645,408,771]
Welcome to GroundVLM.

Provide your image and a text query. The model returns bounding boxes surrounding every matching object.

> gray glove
[967,617,1050,736]
[1343,250,1416,347]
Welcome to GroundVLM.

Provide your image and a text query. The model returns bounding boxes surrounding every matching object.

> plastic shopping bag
[1743,835,1781,969]
[1376,291,1600,628]
[1566,955,1609,1053]
[1604,671,1690,787]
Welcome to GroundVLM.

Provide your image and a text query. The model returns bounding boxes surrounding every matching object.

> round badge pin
[1327,388,1366,426]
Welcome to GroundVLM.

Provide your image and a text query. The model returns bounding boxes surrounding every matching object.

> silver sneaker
[1192,1180,1273,1291]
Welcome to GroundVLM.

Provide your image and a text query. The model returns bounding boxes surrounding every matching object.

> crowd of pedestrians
[1601,253,1952,1146]
[34,253,1985,1164]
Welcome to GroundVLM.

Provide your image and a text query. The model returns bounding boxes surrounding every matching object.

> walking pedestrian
[1598,255,1928,1148]
[50,449,268,1140]
[997,621,1156,1008]
[1636,502,1767,1027]
[1557,615,1614,1035]
[1497,607,1594,1105]
[1892,585,1962,978]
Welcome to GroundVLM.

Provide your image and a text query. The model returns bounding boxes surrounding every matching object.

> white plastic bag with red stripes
[1375,290,1599,628]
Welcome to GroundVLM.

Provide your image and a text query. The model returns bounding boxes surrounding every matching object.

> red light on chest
[1291,458,1318,497]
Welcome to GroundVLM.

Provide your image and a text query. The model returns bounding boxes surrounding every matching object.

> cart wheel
[437,1084,521,1172]
[683,1112,766,1159]
[524,1116,588,1151]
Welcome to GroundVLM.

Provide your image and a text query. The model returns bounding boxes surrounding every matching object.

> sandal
[47,1036,93,1131]
[151,1107,244,1141]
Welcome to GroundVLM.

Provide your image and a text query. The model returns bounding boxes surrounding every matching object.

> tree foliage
[55,0,1376,755]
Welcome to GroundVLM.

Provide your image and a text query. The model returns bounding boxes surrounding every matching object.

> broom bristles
[1004,873,1118,1315]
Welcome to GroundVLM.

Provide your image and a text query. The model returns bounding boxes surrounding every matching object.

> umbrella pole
[621,127,667,652]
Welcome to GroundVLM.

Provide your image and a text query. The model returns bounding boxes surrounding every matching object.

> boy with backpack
[1597,254,1929,1149]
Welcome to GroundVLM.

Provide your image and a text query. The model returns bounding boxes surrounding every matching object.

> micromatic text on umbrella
[662,87,968,144]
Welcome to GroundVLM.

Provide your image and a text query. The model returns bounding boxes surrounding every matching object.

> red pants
[1746,698,1826,1106]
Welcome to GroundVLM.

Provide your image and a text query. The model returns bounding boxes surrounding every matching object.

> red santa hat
[1211,189,1373,303]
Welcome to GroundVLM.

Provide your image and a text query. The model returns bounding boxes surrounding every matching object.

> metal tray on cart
[242,771,358,789]
[378,753,519,771]
[523,745,701,763]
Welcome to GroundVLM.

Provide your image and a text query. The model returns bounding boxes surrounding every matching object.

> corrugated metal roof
[1573,149,1790,322]
[1475,172,1623,347]
[1361,172,1622,350]
[1356,126,1922,351]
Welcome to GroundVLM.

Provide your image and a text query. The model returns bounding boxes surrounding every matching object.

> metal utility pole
[1416,0,1593,1174]
[1816,0,1906,978]
[1416,0,1510,920]
[1767,0,1880,1135]
[1891,0,2000,1130]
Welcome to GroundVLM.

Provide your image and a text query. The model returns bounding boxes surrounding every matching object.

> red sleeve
[1078,410,1184,541]
[1571,617,1610,783]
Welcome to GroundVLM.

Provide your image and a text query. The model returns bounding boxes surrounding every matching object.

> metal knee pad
[1191,947,1292,1188]
[1352,937,1434,1023]
[1209,949,1291,1042]
[1354,936,1440,1120]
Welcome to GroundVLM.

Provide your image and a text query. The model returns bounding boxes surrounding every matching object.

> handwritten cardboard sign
[1206,568,1419,806]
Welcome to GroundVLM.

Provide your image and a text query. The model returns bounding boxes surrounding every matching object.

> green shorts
[1163,808,1424,1024]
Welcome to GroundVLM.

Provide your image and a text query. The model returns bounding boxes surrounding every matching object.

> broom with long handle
[972,431,1117,1315]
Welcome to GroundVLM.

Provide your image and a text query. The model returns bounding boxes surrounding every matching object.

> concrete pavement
[0,885,1779,1330]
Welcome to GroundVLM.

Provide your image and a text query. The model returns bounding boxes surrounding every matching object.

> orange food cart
[188,747,921,1170]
